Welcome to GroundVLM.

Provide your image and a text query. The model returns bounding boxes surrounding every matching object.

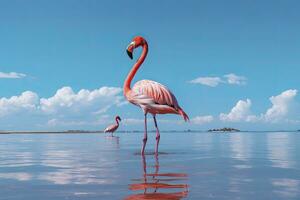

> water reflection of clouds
[0,151,33,167]
[39,170,116,185]
[229,177,252,193]
[230,133,253,171]
[0,134,121,186]
[272,178,300,198]
[38,149,119,185]
[192,133,212,152]
[0,172,32,181]
[0,137,34,184]
[267,133,295,169]
[1,132,299,199]
[228,133,254,194]
[230,133,252,162]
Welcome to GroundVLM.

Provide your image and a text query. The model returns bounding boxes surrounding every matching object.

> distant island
[208,127,240,132]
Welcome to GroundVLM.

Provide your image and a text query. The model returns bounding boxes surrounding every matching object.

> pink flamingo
[124,36,189,155]
[104,116,121,137]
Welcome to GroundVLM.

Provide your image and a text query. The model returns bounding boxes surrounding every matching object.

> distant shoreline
[0,129,299,134]
[0,130,104,134]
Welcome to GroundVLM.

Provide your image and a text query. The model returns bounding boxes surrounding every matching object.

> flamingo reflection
[105,135,120,150]
[125,155,189,199]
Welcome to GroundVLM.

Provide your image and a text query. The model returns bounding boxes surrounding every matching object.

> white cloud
[47,119,95,127]
[47,115,111,127]
[47,119,87,127]
[39,86,123,128]
[189,77,223,87]
[191,115,214,124]
[190,73,246,87]
[122,117,184,126]
[220,99,257,122]
[0,86,123,129]
[285,119,300,124]
[0,91,39,117]
[40,86,122,115]
[224,73,247,85]
[219,89,298,124]
[0,72,26,79]
[123,118,144,125]
[264,89,297,122]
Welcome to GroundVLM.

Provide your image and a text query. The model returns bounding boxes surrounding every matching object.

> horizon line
[0,129,299,134]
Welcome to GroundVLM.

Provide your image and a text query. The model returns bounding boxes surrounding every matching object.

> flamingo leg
[153,115,160,155]
[141,113,148,155]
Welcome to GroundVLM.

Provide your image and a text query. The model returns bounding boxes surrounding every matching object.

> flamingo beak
[126,49,133,59]
[126,42,135,59]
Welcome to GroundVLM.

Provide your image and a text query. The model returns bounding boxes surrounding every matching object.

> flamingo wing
[104,124,119,133]
[132,80,180,109]
[130,80,189,121]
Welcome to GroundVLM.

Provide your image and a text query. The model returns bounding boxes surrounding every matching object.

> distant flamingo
[104,116,121,137]
[124,36,189,155]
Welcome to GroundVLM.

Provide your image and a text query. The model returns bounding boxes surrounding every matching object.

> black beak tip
[126,50,133,59]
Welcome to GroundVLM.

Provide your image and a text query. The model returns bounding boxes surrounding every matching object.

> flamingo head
[115,115,121,122]
[126,36,146,59]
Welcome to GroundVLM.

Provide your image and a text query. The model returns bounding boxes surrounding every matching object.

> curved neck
[123,42,148,96]
[115,118,119,125]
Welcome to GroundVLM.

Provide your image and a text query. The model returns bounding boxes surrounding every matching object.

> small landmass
[208,127,240,132]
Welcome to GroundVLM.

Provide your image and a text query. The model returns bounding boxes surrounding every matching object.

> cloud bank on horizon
[0,84,123,129]
[0,71,298,130]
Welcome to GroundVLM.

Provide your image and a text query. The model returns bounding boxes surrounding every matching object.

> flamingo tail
[178,107,189,122]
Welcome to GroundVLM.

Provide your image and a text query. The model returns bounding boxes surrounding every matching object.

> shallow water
[0,132,299,199]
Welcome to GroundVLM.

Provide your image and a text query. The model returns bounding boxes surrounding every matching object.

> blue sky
[0,0,299,131]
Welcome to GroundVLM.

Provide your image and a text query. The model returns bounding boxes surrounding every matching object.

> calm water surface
[0,132,300,199]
